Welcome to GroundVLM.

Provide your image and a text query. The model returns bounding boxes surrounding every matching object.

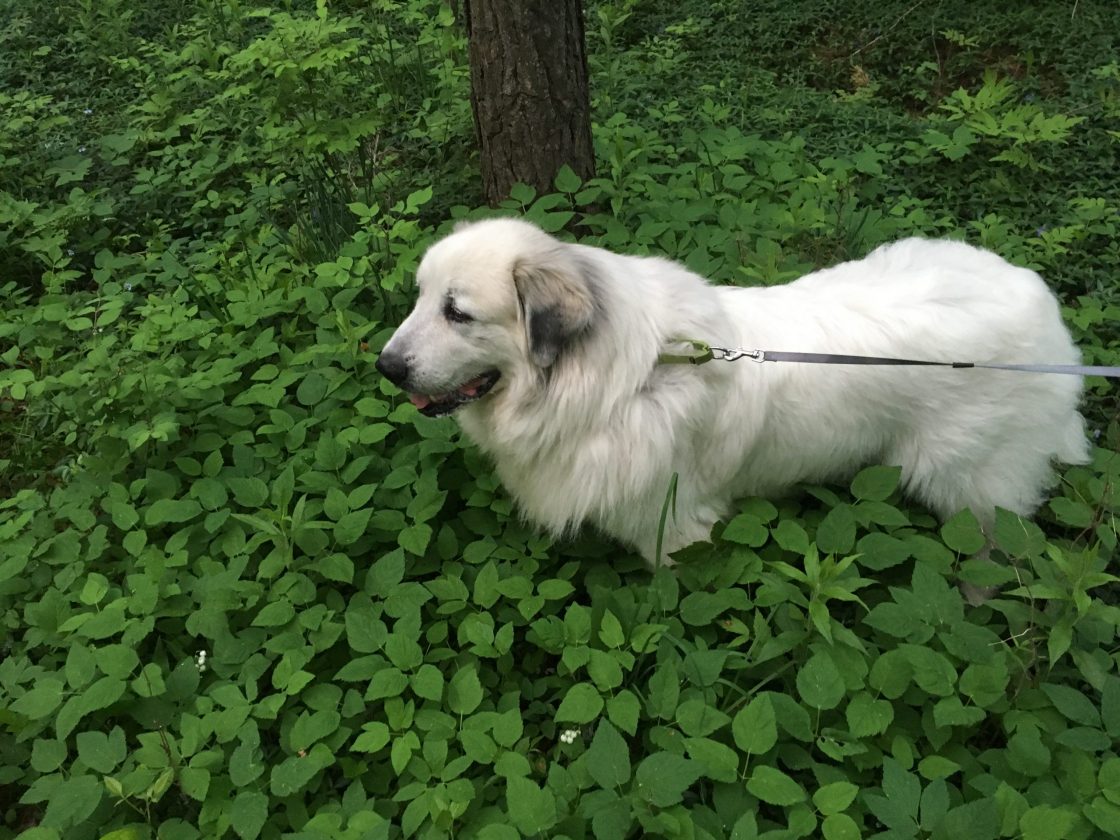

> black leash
[658,339,1120,378]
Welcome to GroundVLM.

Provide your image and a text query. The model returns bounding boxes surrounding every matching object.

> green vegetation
[1,1,1118,838]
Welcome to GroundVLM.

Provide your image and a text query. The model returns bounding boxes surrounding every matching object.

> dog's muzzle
[375,351,410,387]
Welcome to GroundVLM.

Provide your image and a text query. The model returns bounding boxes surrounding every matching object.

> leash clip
[711,347,765,363]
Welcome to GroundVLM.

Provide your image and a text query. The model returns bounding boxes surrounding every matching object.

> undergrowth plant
[1,1,1118,839]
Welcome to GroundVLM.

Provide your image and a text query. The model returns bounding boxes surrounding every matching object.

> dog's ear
[513,247,597,368]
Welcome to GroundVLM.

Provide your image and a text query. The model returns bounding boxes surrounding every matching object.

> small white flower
[559,728,579,744]
[124,282,133,291]
[83,108,93,115]
[195,650,208,673]
[78,145,87,153]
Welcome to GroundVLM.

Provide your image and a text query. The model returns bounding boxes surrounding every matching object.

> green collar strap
[657,338,715,366]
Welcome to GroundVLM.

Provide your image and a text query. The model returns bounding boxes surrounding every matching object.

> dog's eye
[444,298,474,324]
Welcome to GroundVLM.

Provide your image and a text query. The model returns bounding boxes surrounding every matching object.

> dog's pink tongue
[458,374,489,397]
[409,394,432,410]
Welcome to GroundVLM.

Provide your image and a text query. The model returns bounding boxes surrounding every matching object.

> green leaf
[635,752,702,807]
[851,465,901,501]
[646,663,680,719]
[814,782,859,815]
[768,691,814,741]
[1103,676,1120,738]
[822,813,860,840]
[1040,683,1100,726]
[1019,805,1078,840]
[31,739,67,773]
[252,599,294,627]
[556,682,604,724]
[231,790,269,839]
[586,719,630,788]
[732,694,777,754]
[76,729,125,773]
[296,372,328,406]
[940,508,986,554]
[796,650,845,710]
[685,736,740,782]
[43,774,102,830]
[746,765,806,805]
[411,664,444,702]
[816,504,856,554]
[921,778,950,831]
[723,512,768,546]
[1049,496,1094,527]
[399,522,432,555]
[882,758,921,818]
[447,666,483,715]
[846,694,891,739]
[367,549,405,591]
[607,690,641,735]
[591,793,632,840]
[930,798,999,840]
[145,498,202,525]
[676,699,730,738]
[334,508,372,546]
[1007,729,1051,777]
[12,681,64,720]
[554,164,582,192]
[352,723,391,752]
[506,776,557,835]
[290,710,340,752]
[772,519,810,553]
[599,610,625,647]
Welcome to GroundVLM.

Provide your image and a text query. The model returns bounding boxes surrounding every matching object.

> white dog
[377,218,1088,565]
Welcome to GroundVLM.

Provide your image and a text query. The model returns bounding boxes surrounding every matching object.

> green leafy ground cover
[1,1,1119,837]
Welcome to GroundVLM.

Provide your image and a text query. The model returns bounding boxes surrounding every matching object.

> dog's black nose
[375,351,410,386]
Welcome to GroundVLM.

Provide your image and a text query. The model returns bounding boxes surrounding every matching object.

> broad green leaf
[634,752,702,807]
[723,513,768,546]
[940,508,986,554]
[685,736,739,782]
[334,508,372,546]
[411,664,444,702]
[851,465,901,501]
[822,813,860,840]
[816,504,856,554]
[814,781,859,815]
[506,776,557,835]
[746,765,806,805]
[1019,805,1078,840]
[1040,683,1100,727]
[732,694,777,754]
[556,682,604,724]
[231,790,269,839]
[607,690,641,735]
[352,723,391,753]
[796,650,845,710]
[399,523,432,555]
[447,666,483,715]
[586,719,630,788]
[290,710,339,752]
[144,498,201,525]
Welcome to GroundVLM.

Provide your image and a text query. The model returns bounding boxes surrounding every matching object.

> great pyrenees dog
[376,218,1088,566]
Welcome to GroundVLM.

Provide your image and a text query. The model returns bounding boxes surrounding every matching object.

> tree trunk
[465,0,595,205]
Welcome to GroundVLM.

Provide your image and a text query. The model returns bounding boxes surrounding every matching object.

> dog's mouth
[408,370,502,417]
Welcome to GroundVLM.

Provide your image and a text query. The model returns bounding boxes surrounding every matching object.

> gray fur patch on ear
[514,246,598,368]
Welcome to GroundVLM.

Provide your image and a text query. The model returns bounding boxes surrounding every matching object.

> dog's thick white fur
[378,218,1089,565]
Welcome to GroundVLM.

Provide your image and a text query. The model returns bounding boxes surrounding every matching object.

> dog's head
[376,218,597,416]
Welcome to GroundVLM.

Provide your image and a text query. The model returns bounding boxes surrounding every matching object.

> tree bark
[465,0,595,205]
